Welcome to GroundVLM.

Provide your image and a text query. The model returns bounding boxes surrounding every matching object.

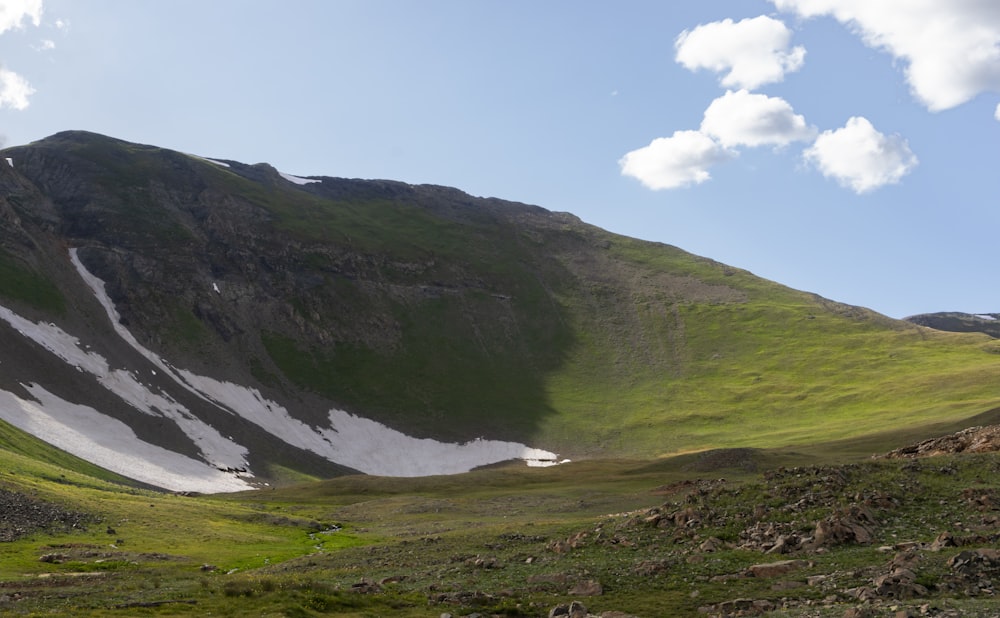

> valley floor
[5,444,1000,617]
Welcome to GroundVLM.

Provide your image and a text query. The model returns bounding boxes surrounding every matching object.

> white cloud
[771,0,1000,112]
[700,89,816,148]
[619,130,733,190]
[0,0,43,35]
[675,15,806,90]
[36,38,54,50]
[0,67,34,110]
[803,116,918,193]
[996,103,1000,121]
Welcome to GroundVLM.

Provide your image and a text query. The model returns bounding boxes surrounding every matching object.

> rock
[747,559,811,578]
[569,579,603,596]
[843,608,874,618]
[873,567,927,599]
[812,505,877,547]
[549,601,588,618]
[698,536,724,552]
[929,531,957,551]
[881,425,1000,458]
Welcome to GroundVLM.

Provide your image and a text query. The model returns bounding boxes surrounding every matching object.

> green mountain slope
[1,130,998,474]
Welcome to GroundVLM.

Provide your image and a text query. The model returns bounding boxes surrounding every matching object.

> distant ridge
[904,312,1000,338]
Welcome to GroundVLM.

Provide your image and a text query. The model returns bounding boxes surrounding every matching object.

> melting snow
[0,249,562,492]
[279,171,320,185]
[0,304,251,475]
[186,153,230,168]
[4,157,12,168]
[0,385,253,493]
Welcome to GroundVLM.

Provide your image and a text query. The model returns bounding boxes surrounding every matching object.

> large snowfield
[0,250,561,492]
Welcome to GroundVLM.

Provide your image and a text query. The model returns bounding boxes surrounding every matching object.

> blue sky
[1,1,999,319]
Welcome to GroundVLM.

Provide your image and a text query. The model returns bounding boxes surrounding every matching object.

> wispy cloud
[701,89,816,148]
[772,0,1000,114]
[619,130,733,190]
[675,15,805,90]
[803,116,918,194]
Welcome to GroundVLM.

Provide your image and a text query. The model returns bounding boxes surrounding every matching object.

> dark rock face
[904,312,1000,338]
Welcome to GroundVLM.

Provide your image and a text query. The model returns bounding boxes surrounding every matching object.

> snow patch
[279,171,320,185]
[186,153,230,168]
[0,248,567,489]
[0,385,253,493]
[4,157,12,168]
[0,304,251,474]
[212,282,220,294]
[318,409,562,476]
[974,314,997,321]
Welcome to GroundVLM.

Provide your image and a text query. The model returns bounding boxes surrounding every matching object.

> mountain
[2,130,999,492]
[905,312,1000,338]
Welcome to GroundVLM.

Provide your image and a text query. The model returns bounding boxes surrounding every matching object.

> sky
[1,1,999,319]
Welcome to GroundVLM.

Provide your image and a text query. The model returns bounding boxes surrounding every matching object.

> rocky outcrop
[881,425,1000,459]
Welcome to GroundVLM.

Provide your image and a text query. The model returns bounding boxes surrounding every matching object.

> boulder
[569,580,603,596]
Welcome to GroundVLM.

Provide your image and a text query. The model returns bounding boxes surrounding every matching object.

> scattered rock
[0,489,95,542]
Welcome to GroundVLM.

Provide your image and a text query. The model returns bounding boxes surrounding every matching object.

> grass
[0,250,66,314]
[8,434,1000,616]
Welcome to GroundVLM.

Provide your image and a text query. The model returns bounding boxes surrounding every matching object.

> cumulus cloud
[803,116,918,193]
[771,0,1000,112]
[675,15,806,90]
[0,67,35,110]
[619,130,733,190]
[0,0,44,110]
[700,89,816,148]
[0,0,43,34]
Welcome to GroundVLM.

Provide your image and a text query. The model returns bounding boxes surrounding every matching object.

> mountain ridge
[1,131,999,491]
